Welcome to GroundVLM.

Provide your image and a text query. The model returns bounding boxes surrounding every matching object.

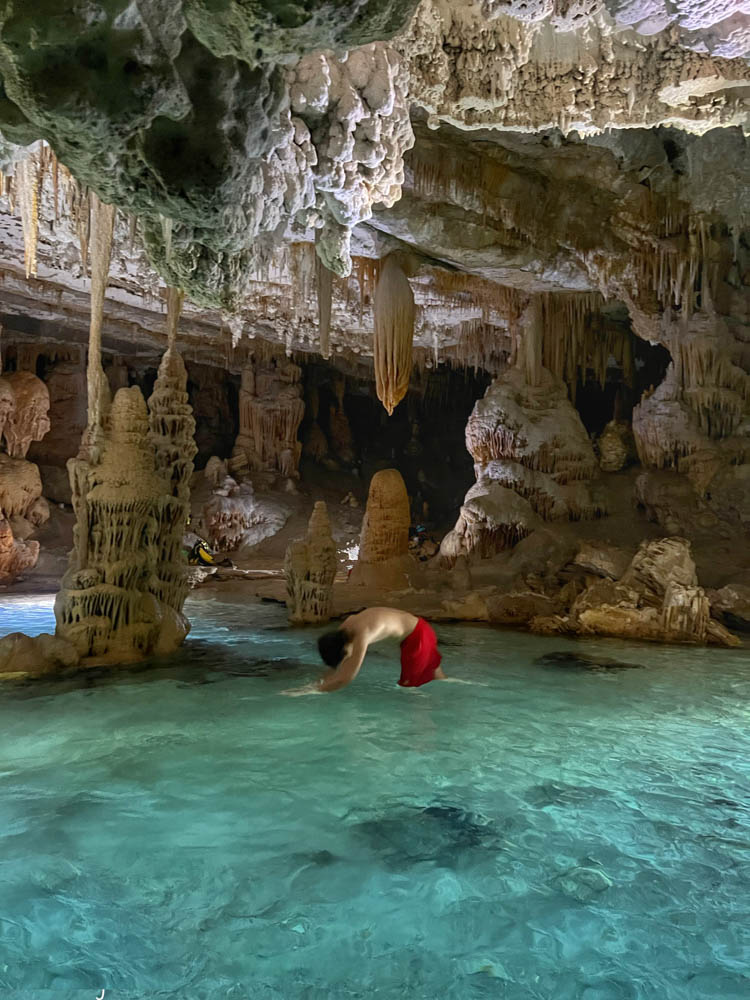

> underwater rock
[349,803,499,868]
[554,865,613,902]
[535,651,643,671]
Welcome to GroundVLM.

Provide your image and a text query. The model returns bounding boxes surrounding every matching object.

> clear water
[0,595,749,999]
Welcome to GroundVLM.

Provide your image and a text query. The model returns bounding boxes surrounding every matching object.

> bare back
[341,607,419,646]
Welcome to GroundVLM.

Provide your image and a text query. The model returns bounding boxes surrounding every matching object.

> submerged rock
[535,651,643,671]
[554,865,613,902]
[350,802,499,868]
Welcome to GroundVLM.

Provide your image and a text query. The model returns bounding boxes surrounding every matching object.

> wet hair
[317,629,351,668]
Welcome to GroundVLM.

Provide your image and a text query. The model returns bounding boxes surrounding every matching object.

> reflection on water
[0,594,748,998]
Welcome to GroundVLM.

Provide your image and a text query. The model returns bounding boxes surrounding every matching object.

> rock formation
[0,1,749,643]
[232,356,305,482]
[0,631,79,679]
[284,501,338,624]
[1,370,50,458]
[351,469,414,589]
[597,420,637,473]
[55,199,197,663]
[200,476,290,554]
[54,387,191,662]
[27,348,87,503]
[532,537,740,647]
[0,515,37,584]
[441,335,602,564]
[373,256,415,415]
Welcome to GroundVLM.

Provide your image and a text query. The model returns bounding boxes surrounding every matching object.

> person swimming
[284,607,445,695]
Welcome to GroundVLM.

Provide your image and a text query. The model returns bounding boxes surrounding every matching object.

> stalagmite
[597,420,636,473]
[350,469,414,589]
[373,257,415,415]
[328,375,354,463]
[55,388,185,662]
[147,287,197,617]
[442,360,601,562]
[284,501,338,624]
[55,210,196,663]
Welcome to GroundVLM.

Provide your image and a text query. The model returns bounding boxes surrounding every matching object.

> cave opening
[299,359,490,532]
[570,329,672,438]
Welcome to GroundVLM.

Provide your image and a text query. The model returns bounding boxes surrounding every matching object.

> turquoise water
[0,595,749,999]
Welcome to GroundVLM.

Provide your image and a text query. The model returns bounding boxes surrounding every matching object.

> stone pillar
[350,469,413,590]
[284,501,337,624]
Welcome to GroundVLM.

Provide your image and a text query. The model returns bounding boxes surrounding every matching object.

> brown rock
[0,632,79,678]
[285,501,338,624]
[572,541,633,581]
[597,419,636,473]
[2,371,50,458]
[350,469,415,590]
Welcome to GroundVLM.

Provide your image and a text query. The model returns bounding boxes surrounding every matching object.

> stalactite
[15,155,40,279]
[353,256,383,324]
[165,286,184,350]
[538,291,636,400]
[316,253,333,359]
[85,193,116,442]
[373,256,415,416]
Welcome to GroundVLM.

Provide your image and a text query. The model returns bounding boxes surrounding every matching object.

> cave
[0,2,749,996]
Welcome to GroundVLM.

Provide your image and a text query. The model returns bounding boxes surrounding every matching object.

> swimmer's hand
[281,682,324,697]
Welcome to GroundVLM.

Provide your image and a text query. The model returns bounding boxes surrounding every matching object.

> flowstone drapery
[55,198,197,663]
[232,356,305,481]
[373,257,415,415]
[284,501,338,624]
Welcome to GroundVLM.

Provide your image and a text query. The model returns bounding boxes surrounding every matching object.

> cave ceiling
[0,0,747,368]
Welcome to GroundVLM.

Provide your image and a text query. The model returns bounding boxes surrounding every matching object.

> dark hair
[317,629,351,667]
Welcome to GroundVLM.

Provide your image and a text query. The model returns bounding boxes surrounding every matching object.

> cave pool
[0,594,748,999]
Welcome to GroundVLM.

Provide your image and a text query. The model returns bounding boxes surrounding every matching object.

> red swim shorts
[398,617,442,688]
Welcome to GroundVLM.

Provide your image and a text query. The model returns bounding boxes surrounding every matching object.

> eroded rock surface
[285,501,338,624]
[351,468,415,589]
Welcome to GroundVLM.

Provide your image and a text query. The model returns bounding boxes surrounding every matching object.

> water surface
[0,595,748,999]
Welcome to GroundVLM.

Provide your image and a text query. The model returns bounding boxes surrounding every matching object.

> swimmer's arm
[317,637,367,692]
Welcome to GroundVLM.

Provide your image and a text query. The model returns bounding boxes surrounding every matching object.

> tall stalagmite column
[55,196,198,663]
[284,501,338,624]
[350,469,414,590]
